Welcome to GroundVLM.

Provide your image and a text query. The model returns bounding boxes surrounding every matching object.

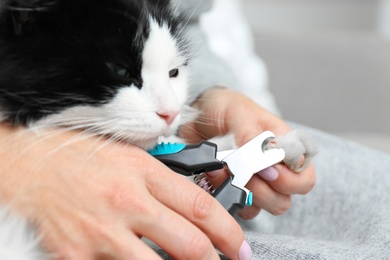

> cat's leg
[273,130,319,172]
[210,130,318,172]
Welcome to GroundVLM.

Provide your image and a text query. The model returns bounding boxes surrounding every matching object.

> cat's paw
[273,130,319,172]
[209,131,318,172]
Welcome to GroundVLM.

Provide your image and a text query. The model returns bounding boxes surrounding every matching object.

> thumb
[234,124,265,147]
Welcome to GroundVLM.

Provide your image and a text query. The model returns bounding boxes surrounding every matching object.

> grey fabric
[160,1,390,259]
[185,24,241,102]
[151,126,390,259]
[240,124,390,259]
[175,0,240,103]
[173,0,212,22]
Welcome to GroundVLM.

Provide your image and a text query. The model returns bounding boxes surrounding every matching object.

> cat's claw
[273,130,319,172]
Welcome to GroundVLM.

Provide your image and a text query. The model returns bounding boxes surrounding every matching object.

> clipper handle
[152,141,224,176]
[212,176,247,216]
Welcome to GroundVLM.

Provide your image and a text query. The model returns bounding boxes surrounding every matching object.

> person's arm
[0,123,250,259]
[198,0,280,114]
[181,88,316,219]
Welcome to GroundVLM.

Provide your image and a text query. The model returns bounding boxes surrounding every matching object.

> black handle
[153,141,224,176]
[212,176,247,215]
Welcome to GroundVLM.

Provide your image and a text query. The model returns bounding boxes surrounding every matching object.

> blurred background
[242,0,390,153]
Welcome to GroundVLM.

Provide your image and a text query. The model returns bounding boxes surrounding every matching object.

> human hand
[181,88,316,219]
[0,124,250,259]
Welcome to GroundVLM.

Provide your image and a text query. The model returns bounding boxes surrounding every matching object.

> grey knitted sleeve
[238,123,390,259]
[174,0,240,103]
[185,24,240,103]
[150,125,390,259]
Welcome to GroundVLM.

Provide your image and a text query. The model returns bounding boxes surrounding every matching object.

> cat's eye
[169,68,179,78]
[106,62,130,78]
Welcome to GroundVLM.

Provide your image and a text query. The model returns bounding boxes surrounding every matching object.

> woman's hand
[0,124,249,259]
[181,88,316,219]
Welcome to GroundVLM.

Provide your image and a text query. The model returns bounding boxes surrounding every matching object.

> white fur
[0,207,47,259]
[0,15,318,260]
[0,105,5,122]
[0,18,194,259]
[30,18,192,150]
[275,130,319,172]
[0,130,318,260]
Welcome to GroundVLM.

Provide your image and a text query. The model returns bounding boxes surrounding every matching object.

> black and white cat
[0,0,193,150]
[0,0,317,258]
[0,0,194,258]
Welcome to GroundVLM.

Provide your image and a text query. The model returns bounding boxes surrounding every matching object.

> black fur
[0,0,188,125]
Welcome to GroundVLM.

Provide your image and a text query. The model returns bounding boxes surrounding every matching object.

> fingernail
[238,240,252,260]
[206,169,221,178]
[258,166,279,181]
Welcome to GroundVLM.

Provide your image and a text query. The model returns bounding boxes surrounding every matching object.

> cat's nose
[157,110,179,125]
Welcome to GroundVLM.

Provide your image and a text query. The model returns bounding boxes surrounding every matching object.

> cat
[0,0,193,150]
[0,0,194,258]
[0,0,318,258]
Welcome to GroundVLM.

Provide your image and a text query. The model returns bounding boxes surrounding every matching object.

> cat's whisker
[188,116,229,127]
[178,124,209,140]
[56,119,140,164]
[82,133,118,163]
[0,0,196,174]
[184,108,241,126]
[178,0,205,37]
[29,129,102,171]
[0,127,75,171]
[34,118,122,134]
[19,116,147,162]
[0,126,96,177]
[190,96,214,102]
[38,116,108,124]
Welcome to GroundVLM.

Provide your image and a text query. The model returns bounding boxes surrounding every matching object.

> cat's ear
[6,0,57,35]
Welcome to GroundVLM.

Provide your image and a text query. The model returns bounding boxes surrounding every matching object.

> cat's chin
[131,129,178,150]
[130,133,184,151]
[131,138,159,151]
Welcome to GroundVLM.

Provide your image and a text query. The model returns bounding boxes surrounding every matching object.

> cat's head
[0,0,193,149]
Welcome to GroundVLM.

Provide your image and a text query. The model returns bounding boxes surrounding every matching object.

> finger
[237,205,261,220]
[134,200,220,260]
[145,166,246,260]
[179,122,206,144]
[43,227,161,260]
[258,166,279,182]
[103,233,162,260]
[206,170,264,220]
[257,156,305,182]
[234,123,265,147]
[206,168,230,188]
[245,175,291,216]
[207,167,290,217]
[268,163,316,195]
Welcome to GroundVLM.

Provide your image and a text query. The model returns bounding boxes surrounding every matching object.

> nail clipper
[148,131,285,216]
